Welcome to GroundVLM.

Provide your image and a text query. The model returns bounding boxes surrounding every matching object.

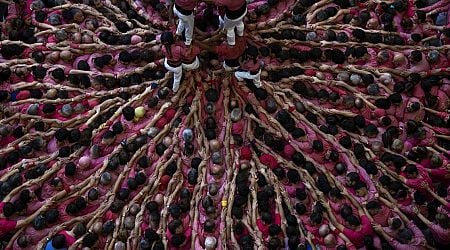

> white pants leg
[223,8,247,45]
[173,5,194,45]
[164,58,183,92]
[234,69,261,88]
[182,57,200,71]
[219,15,224,29]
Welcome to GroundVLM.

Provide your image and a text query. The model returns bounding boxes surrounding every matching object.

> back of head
[52,234,67,249]
[161,31,174,45]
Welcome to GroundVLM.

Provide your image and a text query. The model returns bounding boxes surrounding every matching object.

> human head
[160,31,174,46]
[52,234,67,249]
[436,213,450,229]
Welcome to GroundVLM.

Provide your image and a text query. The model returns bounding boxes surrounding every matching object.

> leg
[223,17,237,46]
[236,18,245,37]
[253,72,261,88]
[218,16,224,29]
[226,27,236,46]
[172,68,183,92]
[184,14,195,45]
[173,6,185,36]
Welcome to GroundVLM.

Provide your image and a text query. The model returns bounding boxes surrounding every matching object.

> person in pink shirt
[365,200,392,227]
[326,198,373,249]
[409,50,431,73]
[416,209,450,247]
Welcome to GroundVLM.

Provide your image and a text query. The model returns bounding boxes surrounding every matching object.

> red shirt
[175,0,197,11]
[256,214,281,239]
[215,37,246,60]
[0,219,17,237]
[182,45,201,63]
[162,44,185,64]
[241,58,260,72]
[214,0,245,11]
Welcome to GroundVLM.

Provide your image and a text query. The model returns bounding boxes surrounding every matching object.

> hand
[373,224,382,232]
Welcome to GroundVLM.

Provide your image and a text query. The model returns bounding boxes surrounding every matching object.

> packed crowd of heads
[0,0,450,249]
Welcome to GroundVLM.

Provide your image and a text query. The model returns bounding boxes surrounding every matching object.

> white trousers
[235,69,261,88]
[173,5,194,46]
[164,58,183,92]
[182,57,200,70]
[219,15,224,29]
[223,8,247,45]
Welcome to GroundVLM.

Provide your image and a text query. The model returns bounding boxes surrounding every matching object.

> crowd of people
[0,0,450,249]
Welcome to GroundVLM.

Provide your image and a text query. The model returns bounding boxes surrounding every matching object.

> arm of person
[425,186,449,206]
[413,206,433,226]
[324,200,345,231]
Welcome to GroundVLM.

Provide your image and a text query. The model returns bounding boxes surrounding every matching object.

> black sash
[225,2,247,20]
[175,3,194,16]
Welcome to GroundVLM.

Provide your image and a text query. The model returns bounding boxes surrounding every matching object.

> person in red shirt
[161,31,185,92]
[173,0,197,46]
[205,0,247,45]
[235,46,262,88]
[195,35,246,71]
[181,43,201,71]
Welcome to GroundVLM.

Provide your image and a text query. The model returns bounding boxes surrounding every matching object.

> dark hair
[269,224,281,236]
[82,232,98,247]
[336,32,349,43]
[52,234,67,249]
[245,46,259,64]
[45,209,59,224]
[386,217,401,230]
[170,234,185,247]
[339,136,352,149]
[42,103,56,115]
[398,228,413,243]
[50,68,65,82]
[2,202,14,217]
[352,29,366,41]
[161,31,174,55]
[410,50,422,62]
[374,98,391,109]
[346,214,361,226]
[122,106,135,121]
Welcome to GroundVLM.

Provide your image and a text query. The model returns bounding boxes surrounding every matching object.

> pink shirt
[430,223,450,245]
[372,205,392,227]
[342,215,373,248]
[59,230,77,246]
[0,219,16,237]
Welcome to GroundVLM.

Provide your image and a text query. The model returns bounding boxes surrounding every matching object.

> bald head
[154,194,164,206]
[393,54,406,66]
[324,234,336,247]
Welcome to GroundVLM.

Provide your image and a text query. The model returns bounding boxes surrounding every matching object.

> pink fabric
[0,219,17,237]
[342,215,373,248]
